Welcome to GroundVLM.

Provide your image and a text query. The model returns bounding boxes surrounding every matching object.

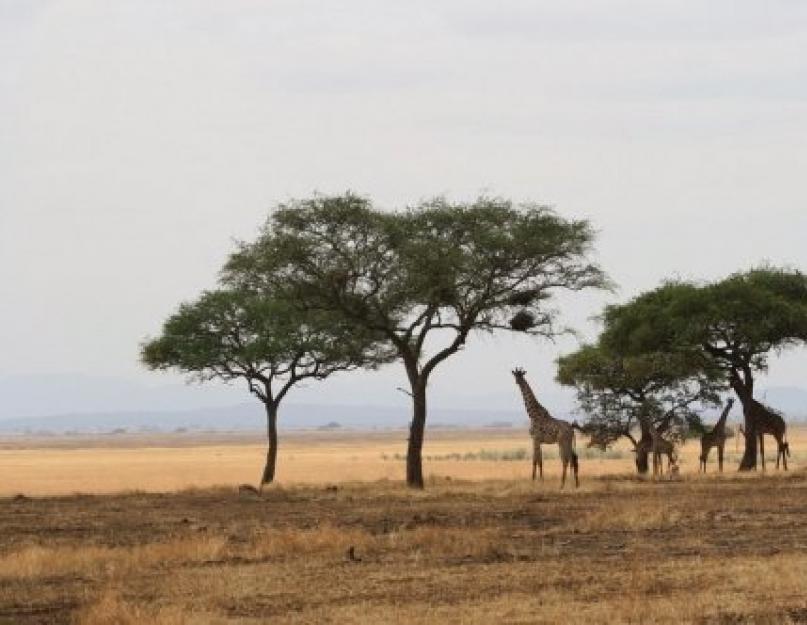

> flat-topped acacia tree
[224,193,608,488]
[601,267,807,470]
[557,343,721,473]
[141,289,385,487]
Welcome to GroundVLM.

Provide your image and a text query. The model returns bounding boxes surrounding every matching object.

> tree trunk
[406,379,427,489]
[260,403,279,486]
[635,425,651,474]
[736,393,757,471]
[633,410,653,475]
[731,371,757,471]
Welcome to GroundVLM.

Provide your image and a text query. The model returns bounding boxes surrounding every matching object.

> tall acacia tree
[557,343,721,473]
[141,289,385,487]
[224,193,608,488]
[601,267,807,470]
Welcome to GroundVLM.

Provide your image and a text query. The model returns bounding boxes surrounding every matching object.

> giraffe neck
[714,403,731,433]
[516,378,550,422]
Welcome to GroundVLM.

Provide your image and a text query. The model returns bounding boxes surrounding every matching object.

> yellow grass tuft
[73,590,223,625]
[0,535,227,580]
[248,524,373,558]
[570,496,684,532]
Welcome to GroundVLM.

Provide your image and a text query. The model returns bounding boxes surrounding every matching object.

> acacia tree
[224,193,607,488]
[601,267,807,470]
[557,344,721,473]
[141,289,384,487]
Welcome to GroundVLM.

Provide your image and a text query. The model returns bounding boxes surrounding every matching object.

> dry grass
[1,425,804,496]
[74,592,222,625]
[0,535,227,580]
[0,429,806,624]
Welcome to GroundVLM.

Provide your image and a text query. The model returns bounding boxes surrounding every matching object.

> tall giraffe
[512,368,579,488]
[751,400,789,471]
[699,398,734,473]
[647,422,677,477]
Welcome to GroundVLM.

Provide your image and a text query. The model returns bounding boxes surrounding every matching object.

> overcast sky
[2,1,806,413]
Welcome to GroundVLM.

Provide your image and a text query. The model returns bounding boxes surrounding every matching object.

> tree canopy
[598,266,807,469]
[224,193,608,487]
[557,342,721,472]
[141,288,386,485]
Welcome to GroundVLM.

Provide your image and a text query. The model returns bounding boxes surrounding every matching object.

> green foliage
[224,193,608,373]
[223,192,607,486]
[602,267,807,376]
[141,288,386,405]
[557,342,721,449]
[589,266,807,469]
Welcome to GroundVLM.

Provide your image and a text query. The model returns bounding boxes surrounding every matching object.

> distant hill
[0,373,802,435]
[0,401,527,434]
[0,374,246,420]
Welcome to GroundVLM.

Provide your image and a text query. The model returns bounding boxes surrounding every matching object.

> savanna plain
[1,427,806,625]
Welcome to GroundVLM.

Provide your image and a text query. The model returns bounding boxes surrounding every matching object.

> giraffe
[512,368,579,488]
[647,423,677,477]
[699,398,734,473]
[751,400,789,471]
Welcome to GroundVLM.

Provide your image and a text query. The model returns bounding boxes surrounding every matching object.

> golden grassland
[0,428,806,624]
[3,425,805,496]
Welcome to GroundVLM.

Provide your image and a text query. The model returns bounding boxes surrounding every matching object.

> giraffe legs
[759,435,766,472]
[560,458,567,489]
[532,442,543,481]
[776,436,789,470]
[699,446,709,473]
[717,444,724,473]
[558,437,579,489]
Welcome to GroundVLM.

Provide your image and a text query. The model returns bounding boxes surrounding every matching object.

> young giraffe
[751,400,790,471]
[647,423,677,477]
[512,368,579,488]
[699,398,734,473]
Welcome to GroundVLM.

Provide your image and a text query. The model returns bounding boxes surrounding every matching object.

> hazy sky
[2,1,806,413]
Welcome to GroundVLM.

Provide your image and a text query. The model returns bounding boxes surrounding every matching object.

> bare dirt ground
[0,429,806,624]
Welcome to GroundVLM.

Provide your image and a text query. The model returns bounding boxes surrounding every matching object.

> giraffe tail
[571,450,579,475]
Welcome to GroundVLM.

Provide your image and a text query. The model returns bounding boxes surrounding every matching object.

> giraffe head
[512,367,527,383]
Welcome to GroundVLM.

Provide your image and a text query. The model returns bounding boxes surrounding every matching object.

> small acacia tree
[601,267,807,470]
[557,343,721,473]
[224,193,608,488]
[141,289,384,487]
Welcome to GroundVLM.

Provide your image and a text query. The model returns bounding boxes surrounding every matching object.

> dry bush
[0,535,227,580]
[384,526,499,559]
[570,496,683,532]
[243,524,499,562]
[247,524,374,559]
[73,590,224,625]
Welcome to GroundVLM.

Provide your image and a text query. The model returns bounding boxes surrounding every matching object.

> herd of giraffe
[512,368,791,488]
